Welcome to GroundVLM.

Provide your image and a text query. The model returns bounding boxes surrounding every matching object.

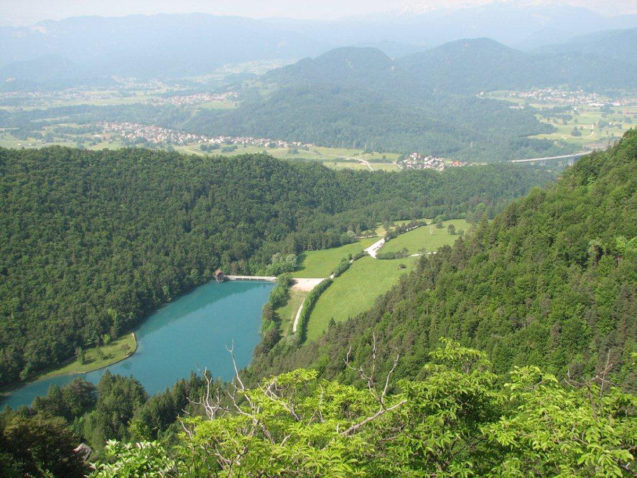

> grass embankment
[276,289,307,336]
[379,219,470,255]
[291,238,378,278]
[307,256,418,342]
[39,333,137,380]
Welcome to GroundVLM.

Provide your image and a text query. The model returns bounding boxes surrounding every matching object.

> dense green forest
[251,129,637,391]
[0,147,553,386]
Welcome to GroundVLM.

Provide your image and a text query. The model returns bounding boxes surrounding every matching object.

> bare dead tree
[341,332,405,436]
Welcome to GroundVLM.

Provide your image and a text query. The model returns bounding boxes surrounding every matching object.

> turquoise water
[2,280,273,409]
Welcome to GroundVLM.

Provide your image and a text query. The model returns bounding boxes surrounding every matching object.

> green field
[487,90,636,150]
[292,238,378,278]
[325,160,374,171]
[532,108,629,149]
[194,143,399,170]
[0,130,399,172]
[307,256,418,342]
[380,219,470,255]
[39,333,137,380]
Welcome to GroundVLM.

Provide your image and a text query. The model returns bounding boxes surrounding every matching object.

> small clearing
[292,278,325,292]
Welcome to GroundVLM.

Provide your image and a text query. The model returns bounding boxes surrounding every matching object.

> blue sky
[1,0,636,26]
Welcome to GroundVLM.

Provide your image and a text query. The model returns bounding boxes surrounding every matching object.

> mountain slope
[538,27,637,66]
[185,37,636,161]
[185,45,564,162]
[252,129,637,390]
[399,37,637,94]
[399,38,530,94]
[265,47,396,88]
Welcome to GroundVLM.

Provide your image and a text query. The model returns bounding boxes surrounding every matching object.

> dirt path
[358,158,373,171]
[346,156,373,171]
[292,298,306,333]
[290,278,326,333]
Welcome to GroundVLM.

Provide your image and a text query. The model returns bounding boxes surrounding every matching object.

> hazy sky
[2,0,636,26]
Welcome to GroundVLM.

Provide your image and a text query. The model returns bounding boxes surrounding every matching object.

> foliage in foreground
[91,341,637,477]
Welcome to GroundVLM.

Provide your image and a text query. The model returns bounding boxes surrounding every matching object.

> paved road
[510,151,590,163]
[225,275,276,282]
[365,238,385,258]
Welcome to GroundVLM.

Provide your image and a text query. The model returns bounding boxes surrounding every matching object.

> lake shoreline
[2,280,272,410]
[0,333,138,404]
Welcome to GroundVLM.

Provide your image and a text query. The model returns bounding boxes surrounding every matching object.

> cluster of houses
[100,122,205,145]
[398,153,466,171]
[487,88,636,109]
[154,91,237,106]
[99,121,309,150]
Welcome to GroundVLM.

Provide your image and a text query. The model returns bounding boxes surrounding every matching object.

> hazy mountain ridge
[537,27,637,66]
[398,37,637,93]
[2,6,637,83]
[0,14,327,80]
[264,4,637,51]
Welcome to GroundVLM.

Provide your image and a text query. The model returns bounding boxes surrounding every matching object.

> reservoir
[2,280,273,409]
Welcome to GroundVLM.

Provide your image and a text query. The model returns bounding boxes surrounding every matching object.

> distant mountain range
[537,27,637,66]
[399,35,637,93]
[1,6,637,83]
[266,4,637,52]
[1,11,636,162]
[0,14,326,81]
[250,30,637,98]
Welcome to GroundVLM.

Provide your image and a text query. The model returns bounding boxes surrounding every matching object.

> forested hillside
[252,129,637,390]
[2,132,636,478]
[0,147,552,386]
[537,27,637,66]
[185,39,637,161]
[185,46,567,162]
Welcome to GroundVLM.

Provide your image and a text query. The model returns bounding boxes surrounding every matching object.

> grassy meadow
[488,90,636,151]
[39,333,137,380]
[306,256,418,342]
[292,238,378,278]
[380,219,470,255]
